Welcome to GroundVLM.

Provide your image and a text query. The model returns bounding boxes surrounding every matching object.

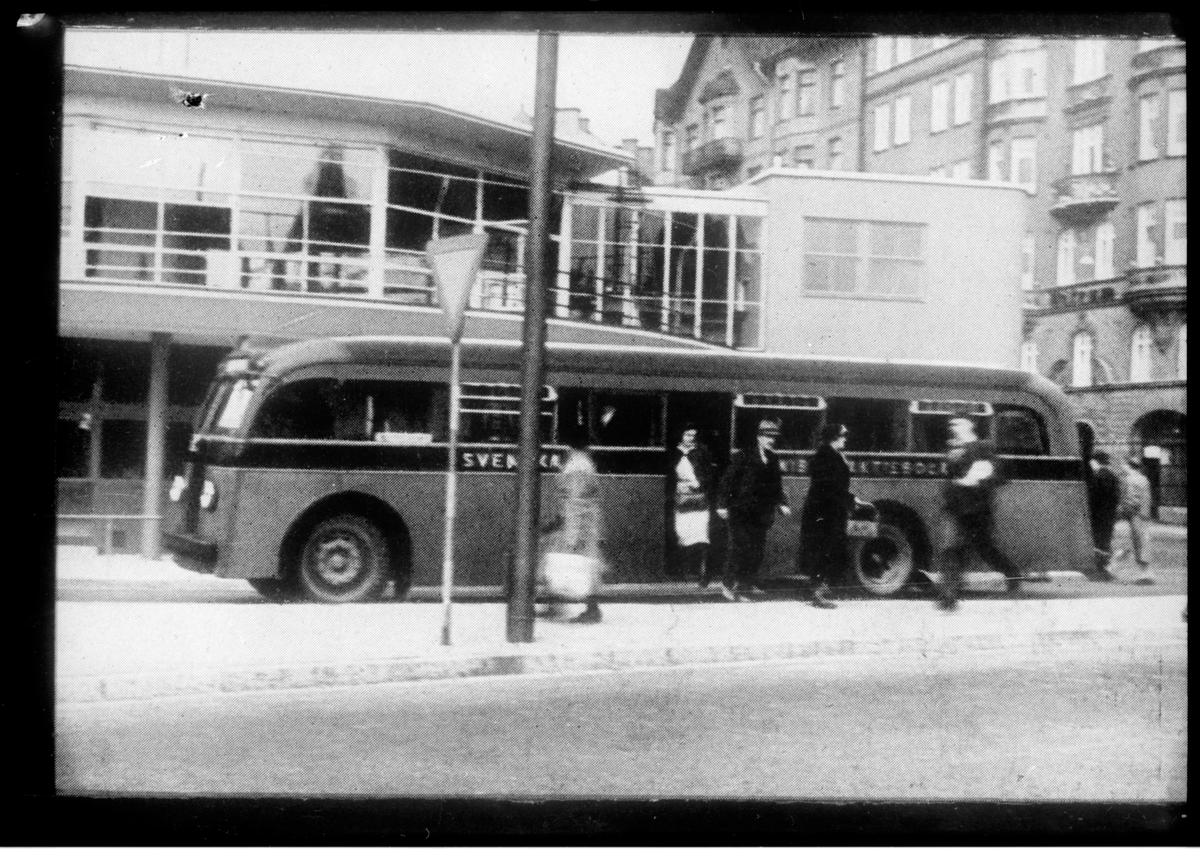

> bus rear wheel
[851,519,916,597]
[298,514,390,603]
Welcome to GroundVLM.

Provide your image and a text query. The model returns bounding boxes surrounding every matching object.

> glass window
[830,59,846,108]
[660,130,675,172]
[1167,89,1186,156]
[995,406,1049,455]
[1130,325,1153,383]
[734,395,823,452]
[591,391,664,447]
[988,141,1004,181]
[1056,229,1075,286]
[826,397,908,452]
[827,137,845,171]
[1164,199,1186,265]
[893,95,912,145]
[1095,220,1115,280]
[1072,39,1106,85]
[1139,94,1160,161]
[710,104,727,139]
[749,97,765,139]
[953,72,973,125]
[460,383,552,444]
[1072,331,1093,388]
[875,38,893,74]
[804,218,924,298]
[797,69,817,116]
[873,103,890,152]
[894,37,913,65]
[686,124,700,152]
[930,80,951,133]
[1021,340,1039,373]
[1177,325,1187,380]
[1010,137,1037,191]
[777,70,794,121]
[251,378,336,439]
[1136,202,1157,268]
[1021,233,1036,289]
[793,145,815,168]
[1071,124,1104,175]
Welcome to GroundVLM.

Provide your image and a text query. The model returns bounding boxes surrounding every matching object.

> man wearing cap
[716,418,791,601]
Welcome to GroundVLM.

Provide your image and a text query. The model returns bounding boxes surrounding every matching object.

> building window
[749,96,765,139]
[951,159,972,180]
[710,104,728,139]
[1072,331,1093,388]
[798,68,817,116]
[685,124,700,153]
[894,95,912,145]
[793,144,815,169]
[953,72,973,125]
[1178,325,1187,379]
[895,37,913,65]
[1021,340,1039,373]
[930,80,951,133]
[988,140,1004,181]
[1056,229,1076,286]
[873,103,890,152]
[1071,124,1105,175]
[1136,202,1157,267]
[1095,220,1115,279]
[803,217,925,298]
[1010,137,1037,191]
[660,130,675,172]
[990,47,1047,103]
[1139,94,1160,161]
[1165,199,1187,265]
[1072,39,1106,85]
[777,70,794,122]
[830,59,846,108]
[874,37,893,74]
[827,137,845,171]
[1167,89,1186,156]
[1022,233,1035,290]
[1130,325,1153,383]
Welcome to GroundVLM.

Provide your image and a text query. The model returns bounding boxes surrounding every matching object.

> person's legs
[723,521,750,598]
[1127,512,1148,565]
[938,516,967,609]
[972,514,1021,593]
[738,526,768,596]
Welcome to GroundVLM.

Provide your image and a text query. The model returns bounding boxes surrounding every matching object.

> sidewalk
[56,545,1187,705]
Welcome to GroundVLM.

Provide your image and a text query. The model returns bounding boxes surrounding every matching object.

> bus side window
[825,398,908,452]
[733,407,822,452]
[593,392,664,447]
[372,381,436,444]
[252,378,336,439]
[995,406,1049,456]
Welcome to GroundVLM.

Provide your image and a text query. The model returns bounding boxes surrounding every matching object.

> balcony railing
[1131,39,1186,76]
[1024,276,1128,312]
[1049,172,1119,222]
[1126,264,1187,317]
[1065,75,1110,112]
[681,137,744,176]
[985,96,1048,126]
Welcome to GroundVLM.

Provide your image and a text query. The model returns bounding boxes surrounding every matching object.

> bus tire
[248,576,298,602]
[298,514,390,603]
[851,518,916,597]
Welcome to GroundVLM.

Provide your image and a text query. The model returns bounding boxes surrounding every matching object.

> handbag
[542,551,600,601]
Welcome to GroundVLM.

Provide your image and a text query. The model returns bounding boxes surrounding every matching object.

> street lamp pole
[508,32,558,643]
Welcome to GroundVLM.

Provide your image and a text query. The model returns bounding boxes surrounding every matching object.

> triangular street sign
[426,233,490,343]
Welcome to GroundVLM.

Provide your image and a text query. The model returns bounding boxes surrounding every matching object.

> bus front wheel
[851,520,916,597]
[298,514,390,603]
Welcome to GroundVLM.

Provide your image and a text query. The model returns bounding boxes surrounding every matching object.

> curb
[58,622,1186,705]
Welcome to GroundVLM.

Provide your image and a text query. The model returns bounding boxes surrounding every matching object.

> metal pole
[508,32,557,643]
[440,340,462,646]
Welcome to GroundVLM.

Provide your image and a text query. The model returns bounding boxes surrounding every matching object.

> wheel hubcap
[314,534,363,586]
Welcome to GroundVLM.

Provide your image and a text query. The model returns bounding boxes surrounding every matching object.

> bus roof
[243,335,1075,419]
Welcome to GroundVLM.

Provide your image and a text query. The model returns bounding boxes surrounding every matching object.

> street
[58,636,1185,799]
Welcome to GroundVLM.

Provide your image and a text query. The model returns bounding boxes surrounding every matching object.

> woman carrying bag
[541,433,605,623]
[665,423,717,583]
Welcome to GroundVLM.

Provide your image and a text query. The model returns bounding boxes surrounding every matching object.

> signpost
[426,232,489,646]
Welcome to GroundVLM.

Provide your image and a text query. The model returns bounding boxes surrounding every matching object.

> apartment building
[654,34,1186,518]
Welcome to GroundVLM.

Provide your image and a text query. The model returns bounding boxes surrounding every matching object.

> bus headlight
[199,480,218,511]
[169,475,187,502]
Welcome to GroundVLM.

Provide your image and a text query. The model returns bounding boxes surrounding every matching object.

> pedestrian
[936,415,1022,610]
[1114,457,1155,584]
[1086,450,1121,582]
[797,423,856,609]
[664,423,717,583]
[715,417,791,602]
[542,433,605,623]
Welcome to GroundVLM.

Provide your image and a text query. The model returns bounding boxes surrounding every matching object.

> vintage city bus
[164,334,1095,602]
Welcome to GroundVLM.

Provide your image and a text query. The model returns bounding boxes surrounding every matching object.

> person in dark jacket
[937,415,1021,610]
[798,423,855,609]
[716,418,791,601]
[1087,450,1121,582]
[664,423,717,582]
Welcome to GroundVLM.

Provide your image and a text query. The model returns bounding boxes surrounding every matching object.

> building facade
[654,34,1187,518]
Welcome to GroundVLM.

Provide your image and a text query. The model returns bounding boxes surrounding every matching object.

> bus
[164,334,1095,602]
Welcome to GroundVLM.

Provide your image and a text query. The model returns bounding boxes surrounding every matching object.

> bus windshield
[198,376,262,436]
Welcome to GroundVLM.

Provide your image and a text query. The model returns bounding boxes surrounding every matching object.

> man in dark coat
[798,423,855,609]
[716,418,791,601]
[937,415,1021,610]
[1087,450,1121,581]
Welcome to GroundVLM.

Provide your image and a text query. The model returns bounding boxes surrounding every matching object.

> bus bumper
[163,531,218,573]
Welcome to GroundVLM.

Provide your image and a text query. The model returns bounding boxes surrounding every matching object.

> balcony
[1049,172,1119,223]
[681,137,744,177]
[1126,264,1187,318]
[1064,75,1110,113]
[985,96,1047,127]
[1025,276,1128,313]
[1131,39,1186,80]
